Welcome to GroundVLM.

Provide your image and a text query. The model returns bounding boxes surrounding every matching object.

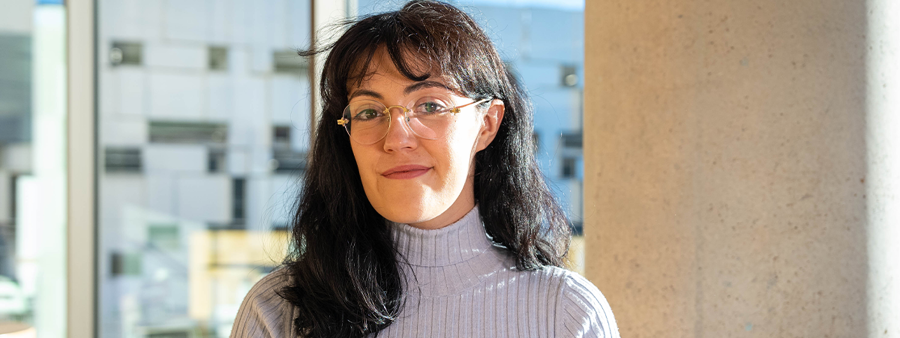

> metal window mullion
[66,0,97,337]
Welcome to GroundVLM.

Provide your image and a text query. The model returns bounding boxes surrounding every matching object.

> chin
[372,193,446,224]
[376,204,432,224]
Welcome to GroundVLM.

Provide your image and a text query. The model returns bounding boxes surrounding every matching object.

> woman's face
[346,49,503,229]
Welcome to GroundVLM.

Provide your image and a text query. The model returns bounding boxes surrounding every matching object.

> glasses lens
[407,96,456,140]
[344,101,388,144]
[341,96,478,144]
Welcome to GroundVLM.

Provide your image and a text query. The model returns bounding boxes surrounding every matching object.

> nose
[382,106,417,152]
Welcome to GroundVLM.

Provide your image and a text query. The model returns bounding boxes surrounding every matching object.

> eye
[353,108,381,121]
[414,99,450,115]
[349,102,384,121]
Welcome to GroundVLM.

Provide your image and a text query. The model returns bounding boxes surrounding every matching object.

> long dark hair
[279,1,571,336]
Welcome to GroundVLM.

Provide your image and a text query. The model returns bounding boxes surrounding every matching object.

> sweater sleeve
[554,272,620,338]
[230,269,295,338]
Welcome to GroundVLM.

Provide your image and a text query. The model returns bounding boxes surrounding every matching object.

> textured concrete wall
[583,1,868,337]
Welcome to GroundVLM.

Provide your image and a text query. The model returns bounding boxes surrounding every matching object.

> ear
[475,99,505,152]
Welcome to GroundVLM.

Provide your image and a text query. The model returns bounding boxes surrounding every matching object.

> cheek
[350,144,377,189]
[439,121,482,178]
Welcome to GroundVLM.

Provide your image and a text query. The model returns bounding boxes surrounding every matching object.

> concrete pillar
[584,1,870,337]
[865,1,900,336]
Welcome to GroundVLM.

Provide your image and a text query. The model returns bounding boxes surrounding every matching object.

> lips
[382,165,431,179]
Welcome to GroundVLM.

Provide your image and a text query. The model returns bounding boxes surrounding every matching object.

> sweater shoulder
[230,268,295,338]
[534,267,619,338]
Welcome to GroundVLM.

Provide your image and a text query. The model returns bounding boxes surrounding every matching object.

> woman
[232,1,618,337]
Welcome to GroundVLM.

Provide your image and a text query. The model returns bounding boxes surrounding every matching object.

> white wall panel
[144,42,207,70]
[207,74,234,121]
[98,0,141,40]
[148,72,205,119]
[98,69,119,116]
[287,0,311,49]
[101,116,147,146]
[250,46,273,74]
[268,174,296,227]
[230,78,268,146]
[100,176,146,236]
[230,0,253,45]
[0,0,32,33]
[118,68,146,116]
[270,76,304,125]
[163,0,209,42]
[144,173,176,216]
[227,149,250,176]
[175,175,231,223]
[0,170,10,221]
[2,144,31,172]
[143,145,207,173]
[208,0,230,44]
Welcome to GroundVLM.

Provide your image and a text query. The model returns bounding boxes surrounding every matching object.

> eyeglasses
[337,95,490,145]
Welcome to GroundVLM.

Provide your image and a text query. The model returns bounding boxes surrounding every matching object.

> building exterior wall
[97,1,310,336]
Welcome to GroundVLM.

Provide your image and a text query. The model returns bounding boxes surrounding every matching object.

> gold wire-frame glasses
[337,98,490,145]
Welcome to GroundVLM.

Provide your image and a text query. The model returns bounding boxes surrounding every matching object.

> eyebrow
[403,81,451,95]
[348,80,452,101]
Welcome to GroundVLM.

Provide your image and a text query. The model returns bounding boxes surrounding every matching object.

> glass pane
[96,1,311,337]
[0,0,68,337]
[355,0,587,274]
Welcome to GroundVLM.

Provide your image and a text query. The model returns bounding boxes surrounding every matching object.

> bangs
[345,43,461,94]
[324,1,499,105]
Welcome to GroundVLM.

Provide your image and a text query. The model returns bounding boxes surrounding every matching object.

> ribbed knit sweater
[230,207,619,337]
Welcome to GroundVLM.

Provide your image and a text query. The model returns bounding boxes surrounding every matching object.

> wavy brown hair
[279,1,571,336]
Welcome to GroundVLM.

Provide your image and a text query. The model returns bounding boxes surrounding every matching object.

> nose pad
[382,105,417,149]
[384,105,415,134]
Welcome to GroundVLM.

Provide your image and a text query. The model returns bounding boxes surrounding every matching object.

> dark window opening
[110,41,143,66]
[149,121,228,144]
[272,150,307,174]
[208,46,228,70]
[561,64,578,87]
[273,50,309,75]
[110,252,141,276]
[148,224,180,251]
[208,148,226,173]
[273,126,291,147]
[562,157,577,179]
[104,147,142,173]
[561,132,582,149]
[232,178,246,222]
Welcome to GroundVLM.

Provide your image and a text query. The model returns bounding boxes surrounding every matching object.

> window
[104,147,142,173]
[207,148,226,173]
[273,50,309,75]
[562,156,577,179]
[97,1,311,336]
[561,64,578,87]
[232,178,246,223]
[149,121,228,144]
[110,41,143,66]
[208,46,228,71]
[0,2,68,335]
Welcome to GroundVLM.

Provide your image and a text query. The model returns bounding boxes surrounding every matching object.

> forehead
[346,47,457,95]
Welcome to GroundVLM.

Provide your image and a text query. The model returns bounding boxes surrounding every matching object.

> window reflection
[97,0,585,336]
[98,0,310,336]
[0,0,67,336]
[357,0,587,274]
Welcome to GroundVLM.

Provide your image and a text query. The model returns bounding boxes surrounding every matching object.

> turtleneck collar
[390,206,495,267]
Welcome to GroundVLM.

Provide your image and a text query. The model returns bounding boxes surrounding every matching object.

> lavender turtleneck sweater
[230,207,619,337]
